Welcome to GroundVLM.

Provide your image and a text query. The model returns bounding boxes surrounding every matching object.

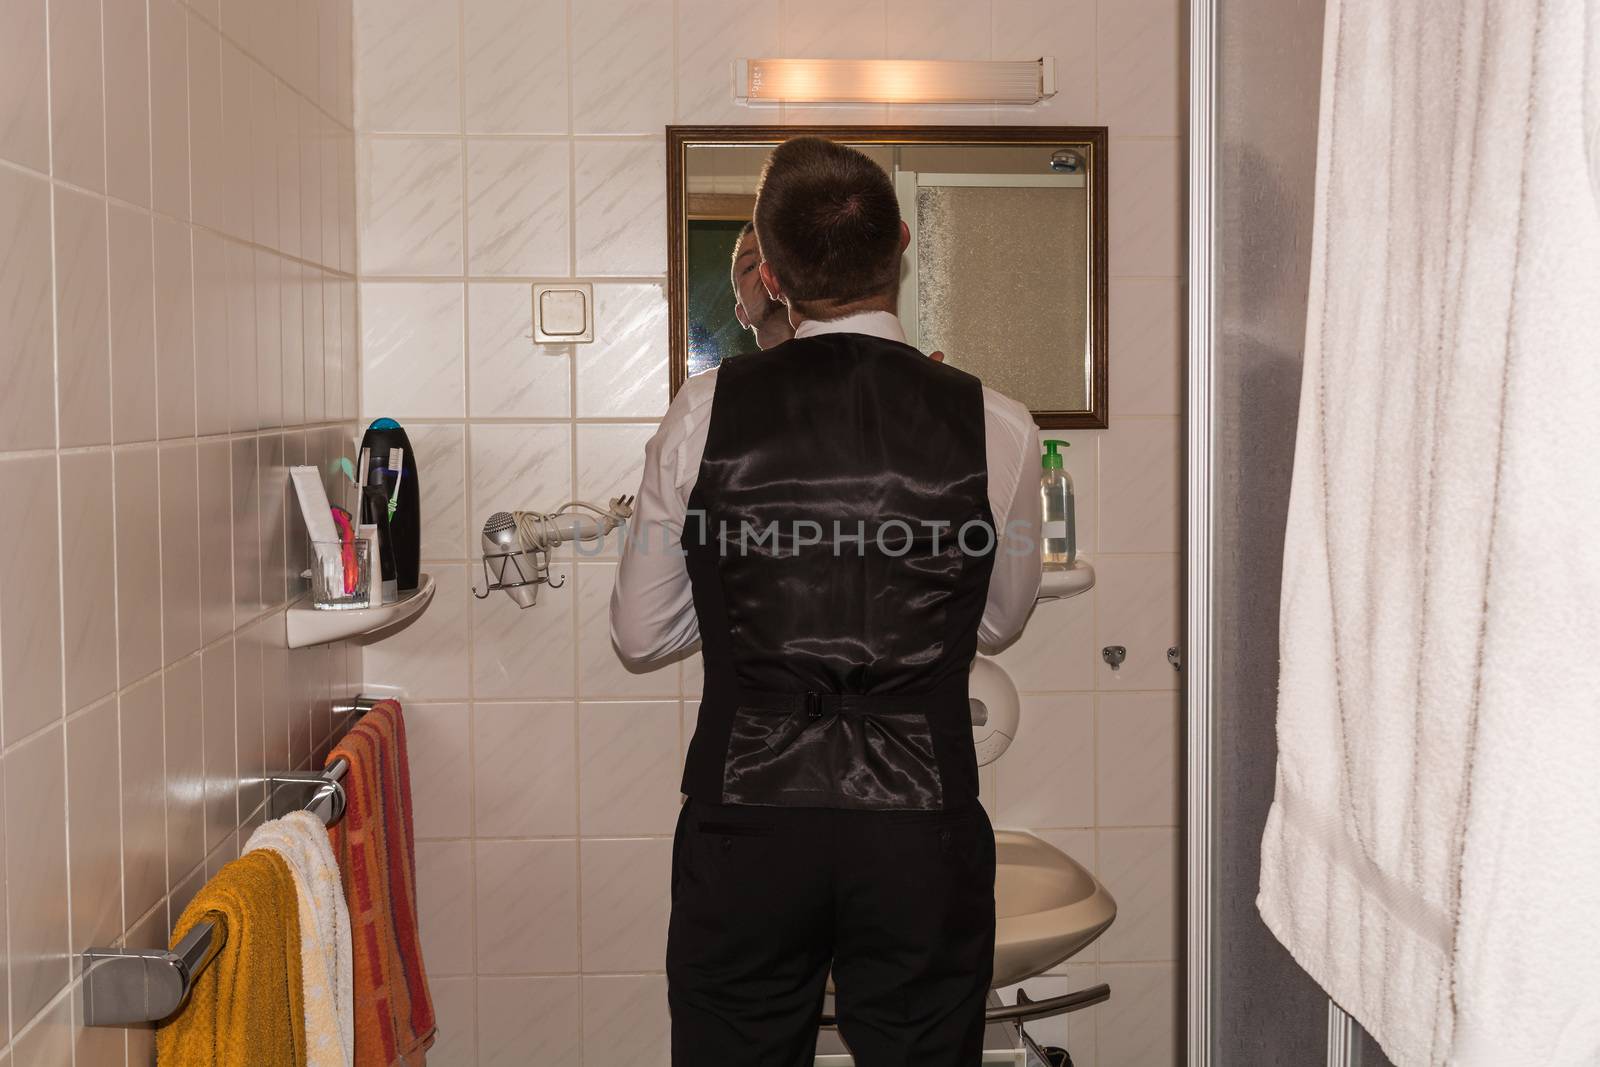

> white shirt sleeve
[977,390,1043,651]
[608,376,712,666]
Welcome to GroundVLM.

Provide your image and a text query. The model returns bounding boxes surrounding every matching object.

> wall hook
[1101,645,1126,670]
[1167,646,1182,672]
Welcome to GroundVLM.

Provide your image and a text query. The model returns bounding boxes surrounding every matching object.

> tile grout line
[30,0,67,1043]
[562,1,591,1055]
[449,0,484,1055]
[137,0,173,720]
[145,0,180,999]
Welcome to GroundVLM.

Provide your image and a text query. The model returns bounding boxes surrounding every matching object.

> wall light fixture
[734,58,1057,106]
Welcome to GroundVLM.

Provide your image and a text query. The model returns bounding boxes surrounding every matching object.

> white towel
[1259,0,1600,1063]
[246,811,355,1066]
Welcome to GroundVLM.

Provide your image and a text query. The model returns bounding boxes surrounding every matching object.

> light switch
[532,282,594,343]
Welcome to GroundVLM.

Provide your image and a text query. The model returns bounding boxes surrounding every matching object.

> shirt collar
[792,310,907,344]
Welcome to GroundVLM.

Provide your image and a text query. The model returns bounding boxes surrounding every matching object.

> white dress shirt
[610,310,1042,664]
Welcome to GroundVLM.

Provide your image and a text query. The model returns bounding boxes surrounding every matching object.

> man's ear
[899,220,911,254]
[758,260,785,303]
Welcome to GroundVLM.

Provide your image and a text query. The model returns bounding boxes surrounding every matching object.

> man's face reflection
[731,228,795,350]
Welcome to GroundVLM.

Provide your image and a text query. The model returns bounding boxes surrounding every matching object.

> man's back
[679,330,996,811]
[690,331,993,693]
[609,313,1040,674]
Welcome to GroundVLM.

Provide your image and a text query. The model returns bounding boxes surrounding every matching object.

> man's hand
[930,350,945,363]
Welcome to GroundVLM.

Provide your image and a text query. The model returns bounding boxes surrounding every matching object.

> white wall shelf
[285,573,436,649]
[1037,558,1094,601]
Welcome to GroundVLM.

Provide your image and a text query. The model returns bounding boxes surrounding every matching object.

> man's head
[753,136,909,322]
[730,221,794,349]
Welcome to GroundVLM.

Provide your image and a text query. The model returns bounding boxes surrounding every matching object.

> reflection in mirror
[669,128,1108,427]
[686,213,760,377]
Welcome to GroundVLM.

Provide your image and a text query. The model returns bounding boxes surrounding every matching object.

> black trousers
[665,796,997,1067]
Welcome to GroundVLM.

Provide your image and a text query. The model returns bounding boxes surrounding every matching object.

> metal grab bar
[80,698,380,1028]
[987,983,1111,1022]
[817,982,1111,1029]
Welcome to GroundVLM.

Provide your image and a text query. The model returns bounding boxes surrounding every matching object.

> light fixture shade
[734,58,1055,105]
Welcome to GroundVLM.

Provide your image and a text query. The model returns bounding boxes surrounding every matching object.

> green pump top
[1042,440,1069,470]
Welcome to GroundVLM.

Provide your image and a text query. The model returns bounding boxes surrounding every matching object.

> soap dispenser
[1040,440,1076,568]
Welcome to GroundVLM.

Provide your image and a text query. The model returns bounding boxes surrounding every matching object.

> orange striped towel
[326,700,436,1065]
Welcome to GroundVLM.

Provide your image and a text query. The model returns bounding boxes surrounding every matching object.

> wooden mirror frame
[666,124,1110,428]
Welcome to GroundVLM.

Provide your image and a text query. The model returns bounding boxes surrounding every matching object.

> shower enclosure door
[1190,0,1393,1063]
[893,171,1092,413]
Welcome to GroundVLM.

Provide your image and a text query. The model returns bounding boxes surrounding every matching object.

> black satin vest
[679,332,995,811]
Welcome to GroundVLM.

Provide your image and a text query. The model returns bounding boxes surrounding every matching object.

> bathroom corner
[0,0,367,1058]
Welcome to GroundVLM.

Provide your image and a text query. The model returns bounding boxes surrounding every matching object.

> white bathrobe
[1258,0,1600,1063]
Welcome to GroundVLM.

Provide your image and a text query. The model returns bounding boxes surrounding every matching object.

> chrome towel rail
[80,696,381,1028]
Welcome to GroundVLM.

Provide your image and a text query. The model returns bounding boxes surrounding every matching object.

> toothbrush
[330,506,358,594]
[387,447,404,522]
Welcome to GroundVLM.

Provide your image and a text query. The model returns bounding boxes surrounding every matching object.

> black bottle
[358,418,421,594]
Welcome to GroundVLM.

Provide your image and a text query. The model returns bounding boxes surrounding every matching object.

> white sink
[820,828,1113,1003]
[992,830,1116,987]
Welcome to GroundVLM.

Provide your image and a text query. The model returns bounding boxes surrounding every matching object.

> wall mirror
[667,125,1109,428]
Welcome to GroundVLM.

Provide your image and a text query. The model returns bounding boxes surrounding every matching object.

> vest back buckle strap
[718,681,976,810]
[760,692,829,755]
[761,707,811,755]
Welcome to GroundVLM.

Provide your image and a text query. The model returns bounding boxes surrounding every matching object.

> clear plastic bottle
[1040,440,1076,568]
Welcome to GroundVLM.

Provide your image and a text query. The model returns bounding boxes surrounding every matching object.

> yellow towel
[156,849,308,1066]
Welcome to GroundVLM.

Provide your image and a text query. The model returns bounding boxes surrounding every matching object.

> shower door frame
[1186,3,1219,1064]
[1189,0,1363,1062]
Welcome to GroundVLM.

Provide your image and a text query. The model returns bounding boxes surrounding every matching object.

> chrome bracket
[332,696,381,718]
[264,768,346,824]
[82,923,216,1027]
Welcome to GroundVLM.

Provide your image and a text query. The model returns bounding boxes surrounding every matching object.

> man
[611,136,1041,1066]
[730,220,795,349]
[732,218,945,364]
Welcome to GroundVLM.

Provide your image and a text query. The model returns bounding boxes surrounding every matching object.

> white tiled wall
[0,0,361,1060]
[354,1,1183,1064]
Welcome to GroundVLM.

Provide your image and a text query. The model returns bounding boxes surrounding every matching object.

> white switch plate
[532,282,593,343]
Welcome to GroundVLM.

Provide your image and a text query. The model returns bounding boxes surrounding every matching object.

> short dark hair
[730,220,756,269]
[753,137,901,312]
